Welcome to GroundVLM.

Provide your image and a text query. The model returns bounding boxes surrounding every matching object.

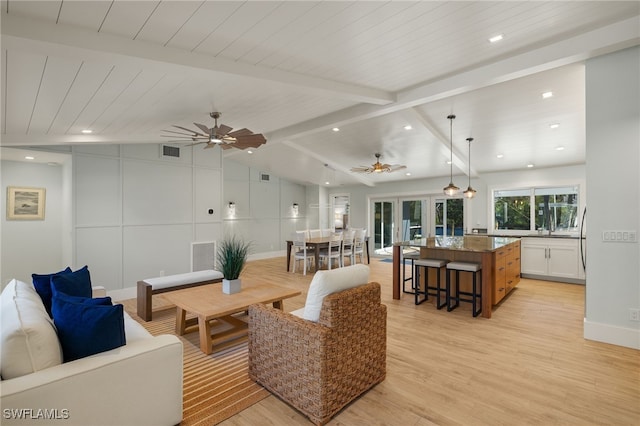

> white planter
[222,278,241,294]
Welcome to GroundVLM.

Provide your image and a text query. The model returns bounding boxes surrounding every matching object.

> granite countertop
[395,236,520,252]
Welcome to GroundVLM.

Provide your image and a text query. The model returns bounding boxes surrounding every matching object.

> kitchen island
[392,236,521,318]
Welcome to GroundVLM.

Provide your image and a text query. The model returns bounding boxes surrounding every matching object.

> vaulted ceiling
[1,1,639,187]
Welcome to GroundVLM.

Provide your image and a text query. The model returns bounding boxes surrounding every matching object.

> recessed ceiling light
[405,172,411,176]
[527,163,535,168]
[496,154,504,159]
[404,125,412,130]
[247,150,253,154]
[488,34,504,43]
[446,160,452,165]
[332,127,340,132]
[556,146,565,151]
[325,181,330,185]
[25,156,35,160]
[549,123,560,129]
[542,91,553,99]
[81,129,93,134]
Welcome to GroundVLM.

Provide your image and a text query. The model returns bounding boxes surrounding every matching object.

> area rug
[122,301,270,425]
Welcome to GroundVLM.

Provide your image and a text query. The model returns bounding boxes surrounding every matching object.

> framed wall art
[6,186,46,220]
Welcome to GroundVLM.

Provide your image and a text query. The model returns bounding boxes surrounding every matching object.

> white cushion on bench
[141,269,223,291]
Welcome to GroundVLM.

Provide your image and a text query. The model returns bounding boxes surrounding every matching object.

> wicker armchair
[248,281,387,425]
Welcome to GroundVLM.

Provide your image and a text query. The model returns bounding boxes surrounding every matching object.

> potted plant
[216,236,251,294]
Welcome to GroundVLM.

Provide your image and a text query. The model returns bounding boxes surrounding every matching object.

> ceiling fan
[161,112,266,150]
[350,153,407,174]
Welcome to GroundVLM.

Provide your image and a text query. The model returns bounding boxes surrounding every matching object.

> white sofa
[1,279,183,426]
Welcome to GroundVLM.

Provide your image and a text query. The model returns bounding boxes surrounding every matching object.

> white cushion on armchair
[302,264,370,322]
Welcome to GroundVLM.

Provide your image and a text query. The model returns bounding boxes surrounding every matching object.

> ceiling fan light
[211,137,222,143]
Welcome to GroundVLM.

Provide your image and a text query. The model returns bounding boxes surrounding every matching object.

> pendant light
[463,137,477,199]
[443,114,459,196]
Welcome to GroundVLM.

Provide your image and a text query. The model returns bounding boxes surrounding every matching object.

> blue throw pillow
[50,266,92,299]
[52,292,125,362]
[54,293,113,306]
[32,267,72,316]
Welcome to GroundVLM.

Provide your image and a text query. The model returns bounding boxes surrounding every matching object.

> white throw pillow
[0,279,63,379]
[302,264,370,322]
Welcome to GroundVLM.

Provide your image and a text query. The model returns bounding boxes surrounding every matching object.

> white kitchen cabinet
[521,237,582,282]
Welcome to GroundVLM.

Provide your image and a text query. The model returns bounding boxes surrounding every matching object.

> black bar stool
[446,261,482,317]
[414,258,448,308]
[402,251,420,294]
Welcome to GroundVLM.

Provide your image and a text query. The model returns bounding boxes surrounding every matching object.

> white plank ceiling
[1,1,639,187]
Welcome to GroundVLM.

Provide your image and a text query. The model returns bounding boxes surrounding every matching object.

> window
[493,186,579,232]
[534,187,579,232]
[494,189,531,230]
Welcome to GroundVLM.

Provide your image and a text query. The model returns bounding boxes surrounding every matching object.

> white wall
[584,46,640,349]
[73,144,223,292]
[223,159,307,258]
[0,160,70,286]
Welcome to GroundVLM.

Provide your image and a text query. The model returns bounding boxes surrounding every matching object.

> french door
[370,196,464,256]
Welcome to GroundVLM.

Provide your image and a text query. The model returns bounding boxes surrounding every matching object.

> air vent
[260,172,270,182]
[191,241,216,272]
[162,145,180,158]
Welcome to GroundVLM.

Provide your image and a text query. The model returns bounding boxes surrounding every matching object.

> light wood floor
[220,257,640,426]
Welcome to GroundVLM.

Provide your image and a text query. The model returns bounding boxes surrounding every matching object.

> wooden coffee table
[162,281,301,354]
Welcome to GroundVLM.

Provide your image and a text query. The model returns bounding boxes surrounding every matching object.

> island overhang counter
[392,236,521,318]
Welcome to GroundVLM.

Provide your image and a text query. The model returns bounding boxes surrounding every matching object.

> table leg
[198,315,213,355]
[314,244,320,272]
[176,307,187,335]
[393,245,401,300]
[272,300,283,310]
[366,238,370,264]
[286,241,292,271]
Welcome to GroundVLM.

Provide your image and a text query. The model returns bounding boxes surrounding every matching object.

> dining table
[285,236,370,272]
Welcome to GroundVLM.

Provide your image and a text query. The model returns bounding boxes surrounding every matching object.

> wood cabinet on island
[392,236,521,319]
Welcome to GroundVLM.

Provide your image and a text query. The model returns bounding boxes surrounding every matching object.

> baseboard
[521,273,585,285]
[248,250,286,261]
[583,318,640,350]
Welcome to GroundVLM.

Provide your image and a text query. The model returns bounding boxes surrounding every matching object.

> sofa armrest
[91,286,107,298]
[1,335,183,426]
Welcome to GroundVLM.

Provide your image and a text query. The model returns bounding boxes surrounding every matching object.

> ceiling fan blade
[390,165,407,172]
[350,166,372,173]
[227,128,252,138]
[234,133,267,148]
[162,129,196,136]
[194,123,211,134]
[217,124,233,135]
[186,141,208,146]
[203,143,218,149]
[221,135,237,143]
[172,125,207,137]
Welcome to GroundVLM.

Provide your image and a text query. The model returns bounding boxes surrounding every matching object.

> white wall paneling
[194,168,222,223]
[75,155,121,226]
[122,159,193,225]
[75,227,122,292]
[123,224,193,287]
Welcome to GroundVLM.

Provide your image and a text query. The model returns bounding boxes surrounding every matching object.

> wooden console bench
[137,269,223,321]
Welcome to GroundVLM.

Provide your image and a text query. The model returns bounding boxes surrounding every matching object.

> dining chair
[341,229,356,266]
[319,233,342,270]
[309,229,322,239]
[292,231,314,275]
[352,228,366,264]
